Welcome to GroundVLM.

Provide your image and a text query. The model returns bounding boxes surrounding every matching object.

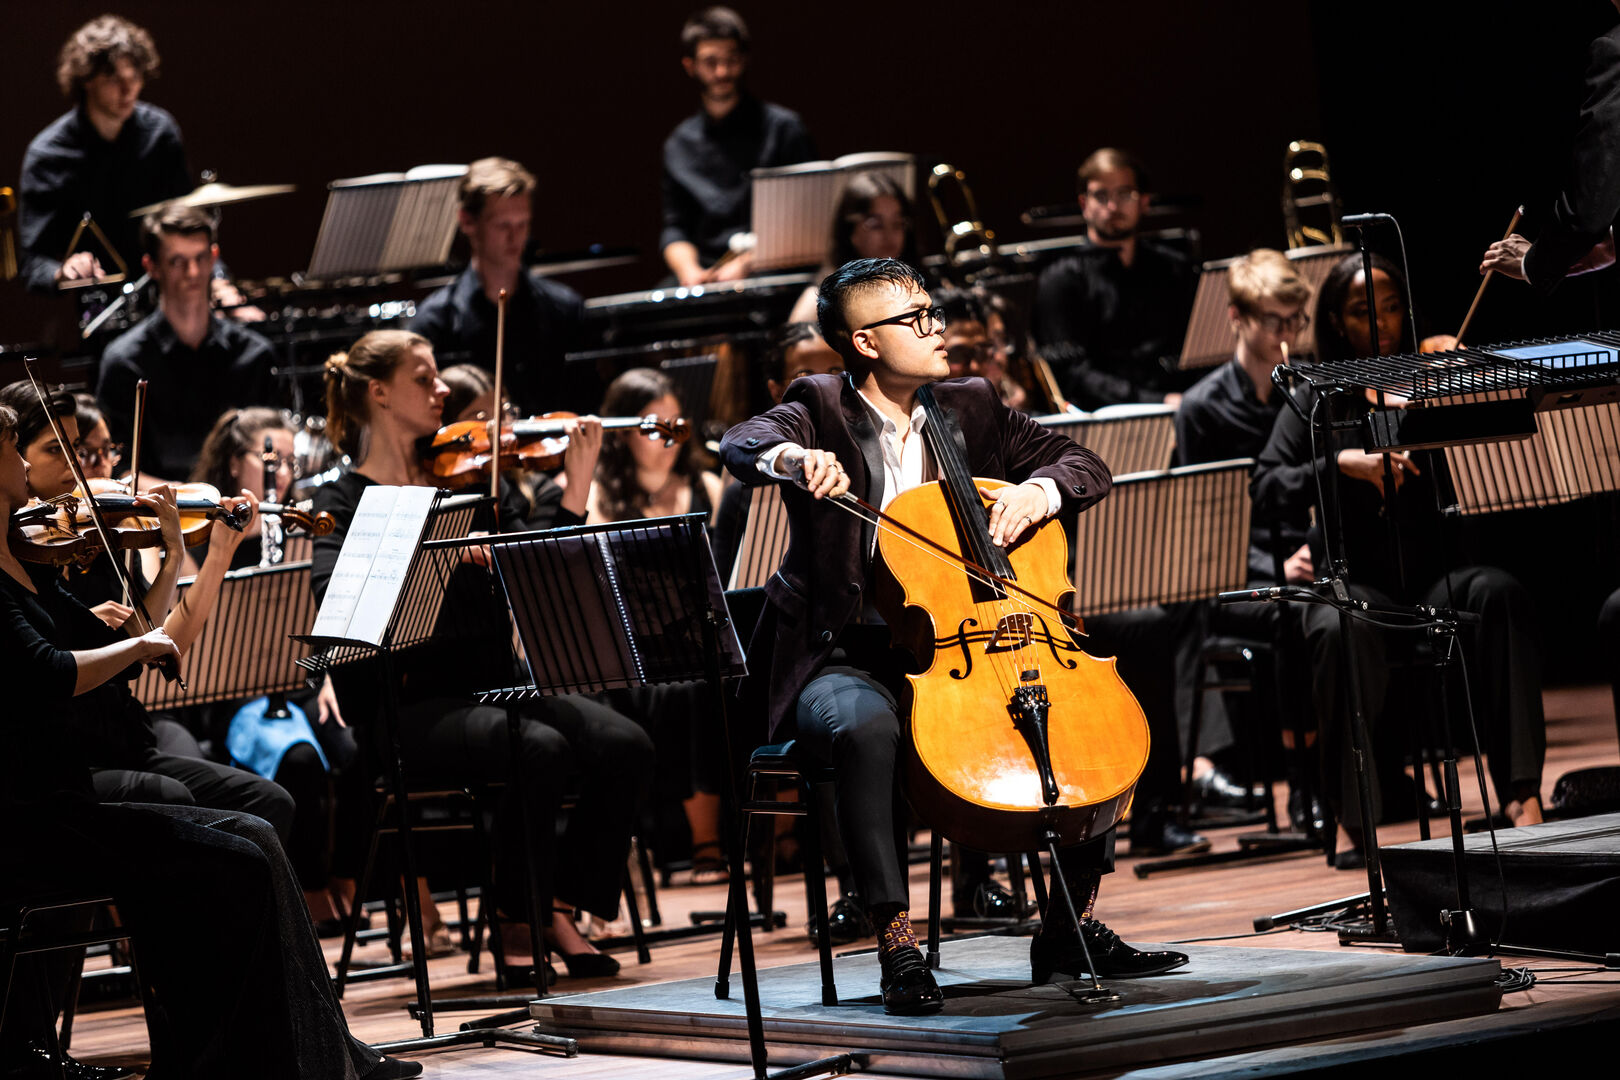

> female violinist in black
[312,329,654,979]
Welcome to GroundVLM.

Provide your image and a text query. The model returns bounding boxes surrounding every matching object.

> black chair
[1,892,152,1075]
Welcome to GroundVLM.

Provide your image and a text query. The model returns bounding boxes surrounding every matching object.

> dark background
[4,0,1619,675]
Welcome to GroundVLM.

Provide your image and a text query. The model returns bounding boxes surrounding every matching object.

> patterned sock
[875,907,919,955]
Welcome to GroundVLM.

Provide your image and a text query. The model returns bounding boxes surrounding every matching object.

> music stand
[306,165,467,279]
[132,561,317,709]
[296,490,575,1058]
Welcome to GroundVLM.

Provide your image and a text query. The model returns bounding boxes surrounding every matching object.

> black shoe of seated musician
[360,1055,425,1079]
[5,1040,136,1080]
[807,894,873,948]
[1128,814,1211,857]
[1193,766,1257,809]
[954,880,1039,921]
[1288,788,1327,838]
[1029,918,1190,983]
[878,945,944,1015]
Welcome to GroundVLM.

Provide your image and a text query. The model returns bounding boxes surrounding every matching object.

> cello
[832,383,1151,855]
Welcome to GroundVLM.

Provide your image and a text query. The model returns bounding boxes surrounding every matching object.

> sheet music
[309,485,437,646]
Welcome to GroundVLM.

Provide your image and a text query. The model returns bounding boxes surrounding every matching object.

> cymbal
[130,182,296,218]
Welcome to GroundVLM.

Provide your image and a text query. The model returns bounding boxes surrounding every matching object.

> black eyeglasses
[75,442,125,467]
[859,306,947,337]
[1085,187,1140,206]
[1247,310,1311,335]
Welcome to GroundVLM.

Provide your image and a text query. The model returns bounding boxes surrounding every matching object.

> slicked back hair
[816,258,927,371]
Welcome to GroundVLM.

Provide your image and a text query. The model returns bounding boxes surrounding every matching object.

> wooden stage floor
[64,684,1620,1077]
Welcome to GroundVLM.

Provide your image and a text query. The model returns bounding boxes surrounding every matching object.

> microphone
[1341,212,1395,228]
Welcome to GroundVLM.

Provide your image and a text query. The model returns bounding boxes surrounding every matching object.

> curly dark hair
[57,16,160,100]
[592,368,692,523]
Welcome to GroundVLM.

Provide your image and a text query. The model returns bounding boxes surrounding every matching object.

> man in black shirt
[97,205,277,483]
[1175,250,1317,825]
[410,157,597,415]
[17,15,191,292]
[661,6,815,286]
[1031,148,1195,410]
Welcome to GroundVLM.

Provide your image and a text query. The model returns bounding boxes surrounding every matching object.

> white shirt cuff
[1028,476,1062,517]
[756,442,803,480]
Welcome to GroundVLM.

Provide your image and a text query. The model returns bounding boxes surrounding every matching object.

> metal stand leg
[1041,832,1119,1004]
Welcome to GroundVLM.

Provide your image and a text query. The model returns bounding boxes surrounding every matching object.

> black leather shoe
[954,880,1039,920]
[1129,816,1211,856]
[1193,766,1257,809]
[360,1055,424,1079]
[807,895,873,948]
[878,945,944,1015]
[1288,788,1327,837]
[1030,919,1189,982]
[556,950,620,978]
[7,1040,135,1080]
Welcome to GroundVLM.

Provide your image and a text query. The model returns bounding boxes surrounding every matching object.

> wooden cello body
[869,399,1150,853]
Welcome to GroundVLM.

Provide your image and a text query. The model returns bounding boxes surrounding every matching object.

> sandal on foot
[689,841,729,886]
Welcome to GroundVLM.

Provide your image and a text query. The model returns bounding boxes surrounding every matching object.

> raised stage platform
[528,936,1502,1079]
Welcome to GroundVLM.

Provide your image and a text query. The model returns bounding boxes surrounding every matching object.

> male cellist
[719,258,1188,1015]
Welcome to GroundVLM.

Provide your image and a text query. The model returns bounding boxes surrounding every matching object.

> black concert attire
[1523,24,1620,293]
[16,102,190,292]
[97,310,278,481]
[410,268,599,415]
[18,550,297,836]
[1030,241,1196,410]
[660,92,815,268]
[0,567,384,1079]
[719,374,1116,912]
[1251,387,1547,827]
[311,471,654,923]
[1174,357,1310,784]
[1600,587,1620,743]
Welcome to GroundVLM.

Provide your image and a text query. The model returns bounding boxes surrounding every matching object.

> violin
[421,413,690,481]
[834,384,1149,853]
[9,479,335,568]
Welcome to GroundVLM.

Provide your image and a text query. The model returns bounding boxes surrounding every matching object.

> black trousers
[1303,565,1546,826]
[0,800,380,1079]
[791,628,1113,912]
[393,693,655,920]
[89,749,295,841]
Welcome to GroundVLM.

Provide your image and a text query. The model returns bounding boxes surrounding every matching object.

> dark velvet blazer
[718,373,1113,739]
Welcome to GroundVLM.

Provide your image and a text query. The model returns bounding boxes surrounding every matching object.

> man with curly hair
[17,15,191,292]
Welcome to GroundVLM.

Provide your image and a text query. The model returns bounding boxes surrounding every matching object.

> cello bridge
[988,612,1034,652]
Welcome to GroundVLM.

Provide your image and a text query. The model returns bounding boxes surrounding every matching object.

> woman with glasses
[73,393,122,479]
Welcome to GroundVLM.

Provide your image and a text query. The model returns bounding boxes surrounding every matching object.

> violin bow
[122,378,148,604]
[21,358,182,685]
[489,288,508,517]
[826,489,1085,636]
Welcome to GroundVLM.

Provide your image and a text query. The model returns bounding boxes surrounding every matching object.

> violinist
[1252,253,1549,865]
[312,329,655,981]
[73,393,121,480]
[0,379,297,835]
[96,203,277,484]
[0,400,424,1080]
[586,368,722,526]
[786,172,918,324]
[719,258,1188,1016]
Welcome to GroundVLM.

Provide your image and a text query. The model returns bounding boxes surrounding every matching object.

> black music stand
[296,491,577,1059]
[485,516,848,1080]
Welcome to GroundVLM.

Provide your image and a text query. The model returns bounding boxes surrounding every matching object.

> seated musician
[719,258,1188,1014]
[661,6,816,286]
[935,286,1029,412]
[0,379,296,838]
[1252,253,1549,865]
[16,15,190,293]
[409,158,599,416]
[1173,249,1317,822]
[1029,148,1195,410]
[787,172,918,323]
[187,407,377,930]
[73,394,121,481]
[96,204,277,484]
[312,329,655,981]
[0,401,425,1080]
